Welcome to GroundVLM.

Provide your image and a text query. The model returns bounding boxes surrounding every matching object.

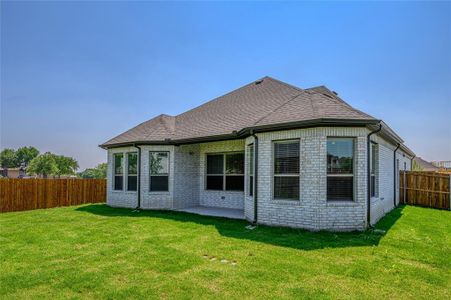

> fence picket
[0,178,106,213]
[399,171,450,210]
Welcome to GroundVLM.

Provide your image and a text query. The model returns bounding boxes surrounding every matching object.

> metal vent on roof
[255,80,263,85]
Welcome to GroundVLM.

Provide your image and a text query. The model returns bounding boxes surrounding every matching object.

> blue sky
[1,1,450,170]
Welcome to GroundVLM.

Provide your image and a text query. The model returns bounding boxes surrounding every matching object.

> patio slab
[177,206,245,220]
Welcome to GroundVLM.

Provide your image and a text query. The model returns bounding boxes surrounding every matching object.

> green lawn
[0,205,450,299]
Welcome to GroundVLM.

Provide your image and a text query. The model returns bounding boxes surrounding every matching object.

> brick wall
[369,135,413,224]
[251,127,369,231]
[173,144,200,209]
[106,126,412,231]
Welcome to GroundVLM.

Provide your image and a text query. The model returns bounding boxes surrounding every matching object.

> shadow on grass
[76,204,404,251]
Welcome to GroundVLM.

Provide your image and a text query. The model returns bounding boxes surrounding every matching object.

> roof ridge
[252,91,305,126]
[264,76,304,92]
[308,86,375,119]
[176,77,268,119]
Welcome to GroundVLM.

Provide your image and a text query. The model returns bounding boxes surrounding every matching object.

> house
[431,160,451,170]
[100,77,414,231]
[0,167,26,178]
[413,157,439,171]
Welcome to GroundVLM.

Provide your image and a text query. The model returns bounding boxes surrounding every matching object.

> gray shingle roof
[101,76,377,147]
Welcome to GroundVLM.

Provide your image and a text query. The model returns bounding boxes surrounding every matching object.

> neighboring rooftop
[100,76,412,156]
[413,157,439,171]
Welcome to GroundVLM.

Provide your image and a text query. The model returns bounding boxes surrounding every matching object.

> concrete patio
[177,206,245,220]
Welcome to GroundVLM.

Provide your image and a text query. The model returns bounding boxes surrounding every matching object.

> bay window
[327,138,354,201]
[370,142,378,197]
[248,144,254,196]
[127,152,138,191]
[273,140,300,200]
[113,153,123,191]
[150,152,169,191]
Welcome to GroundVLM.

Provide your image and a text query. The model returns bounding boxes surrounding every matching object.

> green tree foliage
[16,146,40,167]
[54,155,79,177]
[27,152,58,178]
[78,163,107,179]
[0,149,18,168]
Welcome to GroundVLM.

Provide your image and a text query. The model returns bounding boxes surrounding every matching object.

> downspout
[393,143,400,208]
[133,144,142,210]
[250,130,258,224]
[367,123,382,228]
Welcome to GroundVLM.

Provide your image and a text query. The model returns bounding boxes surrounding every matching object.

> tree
[78,163,107,179]
[16,146,39,167]
[27,152,58,178]
[54,155,79,177]
[0,149,18,168]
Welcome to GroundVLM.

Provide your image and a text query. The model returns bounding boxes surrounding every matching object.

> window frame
[370,142,378,198]
[248,144,254,197]
[326,137,355,202]
[272,139,300,201]
[113,153,124,191]
[126,152,138,192]
[149,151,170,192]
[205,151,245,192]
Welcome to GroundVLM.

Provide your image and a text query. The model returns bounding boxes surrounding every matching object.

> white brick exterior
[106,126,412,231]
[369,135,412,224]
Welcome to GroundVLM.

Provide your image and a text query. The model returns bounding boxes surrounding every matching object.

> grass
[0,205,450,299]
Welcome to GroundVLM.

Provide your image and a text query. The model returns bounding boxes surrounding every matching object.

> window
[327,138,354,201]
[206,152,244,191]
[127,152,138,191]
[370,143,378,197]
[150,152,169,191]
[248,144,254,196]
[113,153,124,190]
[273,141,300,200]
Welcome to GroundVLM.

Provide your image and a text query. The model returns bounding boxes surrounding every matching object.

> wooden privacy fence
[399,171,450,210]
[0,178,106,213]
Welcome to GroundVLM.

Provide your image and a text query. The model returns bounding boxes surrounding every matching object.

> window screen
[206,153,244,191]
[113,153,123,191]
[149,152,169,191]
[327,138,354,201]
[273,141,300,200]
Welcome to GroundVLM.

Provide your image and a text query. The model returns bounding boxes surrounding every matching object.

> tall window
[370,143,378,197]
[273,141,300,200]
[127,152,138,191]
[113,153,124,190]
[206,153,244,191]
[150,152,169,191]
[327,138,354,201]
[248,144,254,196]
